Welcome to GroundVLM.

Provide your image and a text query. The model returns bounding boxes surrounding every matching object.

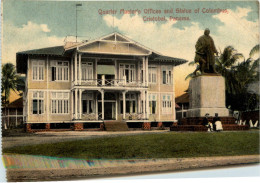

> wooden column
[137,59,140,82]
[74,54,77,85]
[146,91,149,119]
[114,59,117,80]
[95,59,98,85]
[142,57,145,86]
[79,89,82,119]
[138,92,141,114]
[115,93,118,120]
[71,57,74,82]
[123,91,126,120]
[79,54,82,85]
[75,89,78,119]
[71,91,74,120]
[96,92,98,120]
[101,90,104,120]
[142,91,145,119]
[146,56,149,87]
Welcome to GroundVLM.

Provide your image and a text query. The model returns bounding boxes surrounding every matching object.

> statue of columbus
[194,28,218,74]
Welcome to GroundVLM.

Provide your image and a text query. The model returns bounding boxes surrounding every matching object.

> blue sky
[2,0,259,96]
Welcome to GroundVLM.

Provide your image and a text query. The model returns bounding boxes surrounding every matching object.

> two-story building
[16,32,187,131]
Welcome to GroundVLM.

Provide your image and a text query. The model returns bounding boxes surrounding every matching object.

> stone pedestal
[187,75,229,117]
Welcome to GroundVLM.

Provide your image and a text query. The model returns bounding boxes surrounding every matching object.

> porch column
[101,90,104,120]
[71,57,74,83]
[142,91,145,119]
[95,59,98,85]
[123,91,126,120]
[74,54,78,85]
[142,57,145,86]
[75,89,78,119]
[146,91,149,119]
[95,92,98,120]
[138,92,141,114]
[79,89,82,119]
[115,93,118,120]
[71,91,74,120]
[114,59,117,80]
[79,54,82,85]
[137,59,140,82]
[102,75,105,86]
[146,56,149,86]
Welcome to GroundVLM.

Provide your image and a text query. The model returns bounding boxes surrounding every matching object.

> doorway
[98,92,117,120]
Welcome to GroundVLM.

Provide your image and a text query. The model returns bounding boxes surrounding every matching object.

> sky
[1,0,259,98]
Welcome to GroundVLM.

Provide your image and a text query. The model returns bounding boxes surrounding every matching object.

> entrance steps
[104,121,129,131]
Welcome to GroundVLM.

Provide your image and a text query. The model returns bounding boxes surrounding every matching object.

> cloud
[2,21,64,64]
[40,24,51,32]
[103,7,259,96]
[213,7,259,58]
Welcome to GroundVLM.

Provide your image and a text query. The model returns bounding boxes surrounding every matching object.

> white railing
[75,78,145,88]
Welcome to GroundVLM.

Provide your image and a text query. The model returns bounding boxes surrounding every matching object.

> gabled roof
[66,32,162,55]
[17,46,65,56]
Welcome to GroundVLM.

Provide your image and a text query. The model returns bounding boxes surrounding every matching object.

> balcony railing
[74,78,145,88]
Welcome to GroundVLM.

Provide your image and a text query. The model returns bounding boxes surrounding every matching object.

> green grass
[3,132,259,159]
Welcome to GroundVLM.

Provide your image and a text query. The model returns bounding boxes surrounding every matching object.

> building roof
[16,32,188,73]
[6,97,23,109]
[152,55,188,66]
[175,92,189,104]
[17,46,65,56]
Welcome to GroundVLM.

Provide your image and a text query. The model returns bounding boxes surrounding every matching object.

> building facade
[16,32,187,131]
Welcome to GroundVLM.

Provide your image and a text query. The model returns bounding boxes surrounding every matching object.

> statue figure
[194,28,218,74]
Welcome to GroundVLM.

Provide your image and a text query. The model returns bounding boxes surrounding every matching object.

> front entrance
[98,92,117,120]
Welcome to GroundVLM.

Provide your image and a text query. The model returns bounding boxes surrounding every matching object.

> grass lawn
[3,132,259,159]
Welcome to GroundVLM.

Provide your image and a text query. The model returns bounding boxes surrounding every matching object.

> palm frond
[249,44,260,58]
[188,61,196,66]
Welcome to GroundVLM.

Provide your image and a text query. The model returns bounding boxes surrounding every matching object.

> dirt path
[5,155,260,182]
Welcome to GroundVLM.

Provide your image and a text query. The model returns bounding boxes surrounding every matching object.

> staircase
[104,121,129,131]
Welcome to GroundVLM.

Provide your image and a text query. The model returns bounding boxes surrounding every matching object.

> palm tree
[1,63,22,129]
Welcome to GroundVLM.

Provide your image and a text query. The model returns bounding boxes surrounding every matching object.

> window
[51,61,69,81]
[119,64,135,82]
[82,62,93,81]
[162,66,172,84]
[82,92,94,114]
[120,93,136,114]
[32,91,44,114]
[32,60,44,81]
[162,94,172,114]
[148,66,157,84]
[149,94,157,114]
[51,92,69,114]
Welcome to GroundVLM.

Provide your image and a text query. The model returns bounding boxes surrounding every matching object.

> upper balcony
[73,77,146,89]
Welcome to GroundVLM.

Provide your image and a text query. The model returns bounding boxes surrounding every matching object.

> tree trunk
[4,91,7,130]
